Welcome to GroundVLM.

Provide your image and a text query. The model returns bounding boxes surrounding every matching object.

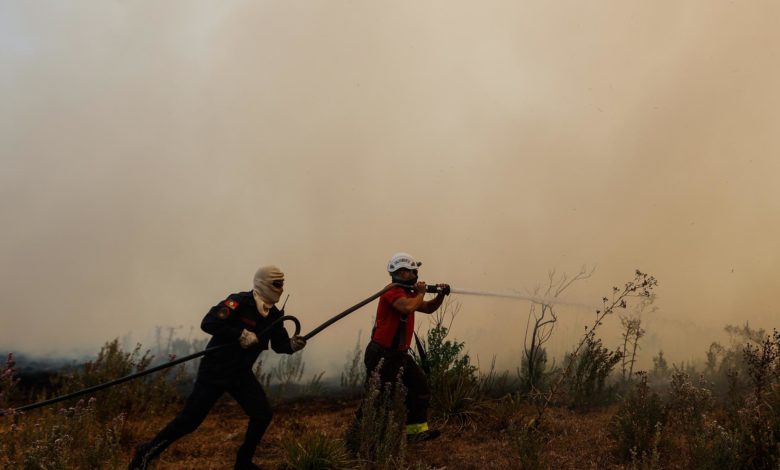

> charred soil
[122,398,626,470]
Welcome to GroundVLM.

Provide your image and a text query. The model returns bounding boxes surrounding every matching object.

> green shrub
[423,323,475,382]
[729,330,780,469]
[565,336,622,408]
[519,347,551,396]
[703,323,765,398]
[665,371,712,435]
[674,330,780,470]
[281,430,353,470]
[626,425,662,470]
[415,301,486,426]
[610,372,667,462]
[431,368,485,429]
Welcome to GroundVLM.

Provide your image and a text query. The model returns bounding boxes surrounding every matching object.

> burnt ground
[122,398,630,470]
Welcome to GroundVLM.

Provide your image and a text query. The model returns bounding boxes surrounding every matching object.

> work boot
[234,443,263,470]
[234,461,262,470]
[407,429,441,443]
[127,441,159,470]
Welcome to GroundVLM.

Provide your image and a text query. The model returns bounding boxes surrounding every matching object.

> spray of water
[450,287,597,310]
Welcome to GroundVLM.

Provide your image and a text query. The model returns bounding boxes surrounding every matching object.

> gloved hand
[290,335,307,352]
[239,329,259,349]
[439,284,451,296]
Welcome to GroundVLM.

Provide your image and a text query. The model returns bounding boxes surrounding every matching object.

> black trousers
[363,341,430,425]
[145,373,272,464]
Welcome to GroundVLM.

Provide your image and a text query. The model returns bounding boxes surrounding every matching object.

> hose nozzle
[425,284,450,295]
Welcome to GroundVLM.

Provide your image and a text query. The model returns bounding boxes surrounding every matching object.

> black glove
[440,284,451,296]
[290,335,307,352]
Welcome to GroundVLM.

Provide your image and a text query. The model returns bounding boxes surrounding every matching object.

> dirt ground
[123,398,626,470]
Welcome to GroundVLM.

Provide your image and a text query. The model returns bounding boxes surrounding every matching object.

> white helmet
[387,252,422,273]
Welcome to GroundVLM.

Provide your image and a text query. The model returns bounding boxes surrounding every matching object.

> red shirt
[372,286,416,351]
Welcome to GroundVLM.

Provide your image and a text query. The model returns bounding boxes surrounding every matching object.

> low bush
[609,372,667,463]
[281,429,352,470]
[350,362,407,470]
[612,330,780,470]
[564,336,622,409]
[0,398,126,469]
[519,346,552,397]
[665,371,712,436]
[1,353,20,412]
[415,301,488,427]
[56,339,186,420]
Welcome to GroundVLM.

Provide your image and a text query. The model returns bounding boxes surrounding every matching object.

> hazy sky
[2,1,779,374]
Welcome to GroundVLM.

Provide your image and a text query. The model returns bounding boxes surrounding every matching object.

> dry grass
[113,398,632,469]
[121,398,358,469]
[7,394,764,469]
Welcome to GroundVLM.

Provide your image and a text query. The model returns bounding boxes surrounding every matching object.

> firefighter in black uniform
[129,265,306,470]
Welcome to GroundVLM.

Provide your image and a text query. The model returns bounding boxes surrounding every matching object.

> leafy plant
[665,371,712,436]
[564,335,622,409]
[609,372,667,463]
[415,299,485,427]
[519,347,551,398]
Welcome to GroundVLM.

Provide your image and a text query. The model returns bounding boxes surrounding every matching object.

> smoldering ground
[2,1,779,377]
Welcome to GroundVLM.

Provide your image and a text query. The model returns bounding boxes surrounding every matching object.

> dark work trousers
[143,373,272,465]
[363,341,430,425]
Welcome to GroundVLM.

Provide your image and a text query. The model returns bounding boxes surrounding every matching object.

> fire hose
[1,282,425,417]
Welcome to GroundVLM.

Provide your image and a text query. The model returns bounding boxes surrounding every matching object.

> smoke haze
[2,1,779,373]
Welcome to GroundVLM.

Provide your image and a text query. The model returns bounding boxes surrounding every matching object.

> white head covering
[252,265,284,316]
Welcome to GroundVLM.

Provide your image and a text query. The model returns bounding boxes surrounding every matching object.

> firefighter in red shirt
[363,252,449,442]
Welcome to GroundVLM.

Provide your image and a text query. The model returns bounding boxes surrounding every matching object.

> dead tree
[533,270,658,424]
[619,294,654,380]
[521,266,594,397]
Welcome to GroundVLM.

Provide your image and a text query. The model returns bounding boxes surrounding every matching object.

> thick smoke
[2,1,779,375]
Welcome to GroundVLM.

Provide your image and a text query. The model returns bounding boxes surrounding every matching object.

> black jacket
[197,291,294,382]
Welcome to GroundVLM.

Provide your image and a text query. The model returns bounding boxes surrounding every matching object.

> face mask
[253,265,284,304]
